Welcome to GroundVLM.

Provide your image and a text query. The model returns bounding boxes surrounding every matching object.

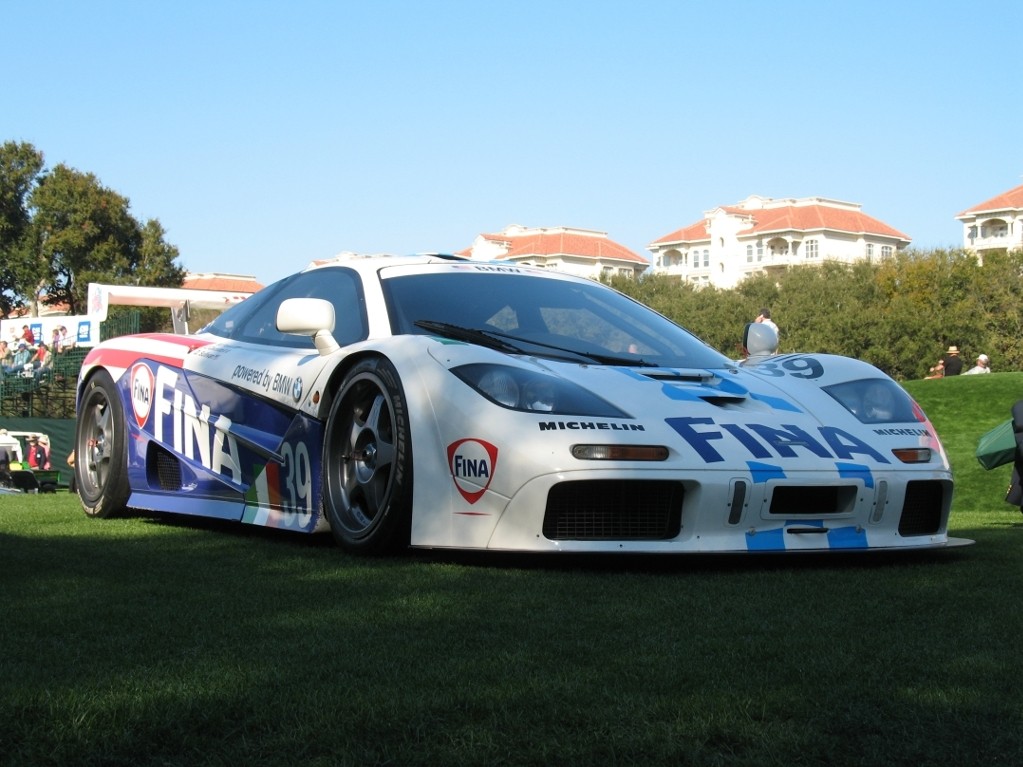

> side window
[236,268,368,348]
[320,270,369,346]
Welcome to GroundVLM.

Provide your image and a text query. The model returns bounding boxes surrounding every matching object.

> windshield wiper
[414,320,656,366]
[482,328,658,366]
[414,320,526,354]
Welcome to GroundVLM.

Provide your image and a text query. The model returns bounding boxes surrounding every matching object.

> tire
[76,370,131,518]
[323,357,413,553]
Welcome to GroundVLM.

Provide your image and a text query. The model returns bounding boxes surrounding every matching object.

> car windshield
[382,268,731,369]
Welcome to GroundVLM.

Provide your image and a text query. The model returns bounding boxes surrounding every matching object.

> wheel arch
[320,351,416,553]
[314,350,391,421]
[75,364,132,518]
[76,364,113,411]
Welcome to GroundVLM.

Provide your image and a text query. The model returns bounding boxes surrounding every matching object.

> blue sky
[4,1,1021,286]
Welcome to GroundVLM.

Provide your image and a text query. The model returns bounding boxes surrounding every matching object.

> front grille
[898,480,944,536]
[543,480,683,540]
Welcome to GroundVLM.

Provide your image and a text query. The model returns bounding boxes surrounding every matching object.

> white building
[956,183,1023,256]
[461,225,649,279]
[648,195,911,289]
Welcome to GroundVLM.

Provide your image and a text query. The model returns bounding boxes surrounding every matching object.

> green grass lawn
[2,374,1023,766]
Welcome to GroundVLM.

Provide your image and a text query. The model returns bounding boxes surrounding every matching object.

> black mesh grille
[149,444,183,491]
[898,480,944,536]
[543,480,683,541]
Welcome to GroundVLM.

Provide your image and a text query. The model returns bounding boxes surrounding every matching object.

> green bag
[976,419,1017,470]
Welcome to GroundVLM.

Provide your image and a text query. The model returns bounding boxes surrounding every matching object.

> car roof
[304,252,470,271]
[300,253,595,287]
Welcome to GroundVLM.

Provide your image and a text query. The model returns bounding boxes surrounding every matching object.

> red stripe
[133,333,215,349]
[83,334,214,372]
[264,462,282,509]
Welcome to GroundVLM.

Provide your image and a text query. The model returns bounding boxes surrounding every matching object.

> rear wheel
[76,370,130,517]
[323,357,413,553]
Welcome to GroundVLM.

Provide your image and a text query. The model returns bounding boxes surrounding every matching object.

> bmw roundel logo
[292,377,303,402]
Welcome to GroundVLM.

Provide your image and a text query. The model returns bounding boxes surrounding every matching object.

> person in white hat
[942,345,963,376]
[964,353,991,375]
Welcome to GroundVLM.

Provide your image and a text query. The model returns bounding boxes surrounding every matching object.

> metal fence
[1,311,140,419]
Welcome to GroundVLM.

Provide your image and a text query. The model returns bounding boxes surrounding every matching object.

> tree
[1,141,186,317]
[964,249,1023,371]
[28,164,184,315]
[610,250,1021,380]
[0,141,45,317]
[134,219,186,332]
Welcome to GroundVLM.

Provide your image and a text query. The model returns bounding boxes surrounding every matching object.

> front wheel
[76,370,131,517]
[323,357,413,553]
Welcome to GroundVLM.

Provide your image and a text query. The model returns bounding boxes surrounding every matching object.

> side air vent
[148,444,183,491]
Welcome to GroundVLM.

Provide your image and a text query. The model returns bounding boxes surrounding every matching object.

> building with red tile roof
[7,272,263,322]
[462,225,649,279]
[648,195,911,288]
[956,183,1023,256]
[182,272,264,293]
[2,272,265,344]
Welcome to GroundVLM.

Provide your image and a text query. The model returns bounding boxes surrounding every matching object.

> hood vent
[638,369,752,408]
[641,370,716,383]
[699,395,749,407]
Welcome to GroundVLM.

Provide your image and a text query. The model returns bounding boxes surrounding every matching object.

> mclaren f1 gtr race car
[75,253,960,554]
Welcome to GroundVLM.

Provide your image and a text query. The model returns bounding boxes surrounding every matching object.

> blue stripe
[746,527,785,551]
[747,461,786,483]
[827,525,869,549]
[836,462,874,489]
[749,392,803,412]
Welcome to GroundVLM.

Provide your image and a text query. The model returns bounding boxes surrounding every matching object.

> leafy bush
[609,248,1023,380]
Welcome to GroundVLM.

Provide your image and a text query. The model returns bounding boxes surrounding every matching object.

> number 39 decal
[280,441,313,517]
[749,356,825,379]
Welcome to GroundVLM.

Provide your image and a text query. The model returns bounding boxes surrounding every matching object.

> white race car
[75,254,961,554]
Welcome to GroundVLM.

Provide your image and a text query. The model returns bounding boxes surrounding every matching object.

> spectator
[0,340,11,368]
[925,358,944,379]
[755,308,779,338]
[21,324,35,346]
[26,437,41,469]
[58,325,75,352]
[3,341,32,374]
[37,436,52,469]
[943,346,963,376]
[30,342,52,375]
[50,327,62,352]
[964,353,991,375]
[67,450,77,493]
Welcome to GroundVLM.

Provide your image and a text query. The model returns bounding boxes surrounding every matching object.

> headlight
[453,363,629,416]
[823,379,920,424]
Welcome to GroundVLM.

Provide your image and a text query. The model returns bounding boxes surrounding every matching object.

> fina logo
[130,363,155,428]
[446,438,498,504]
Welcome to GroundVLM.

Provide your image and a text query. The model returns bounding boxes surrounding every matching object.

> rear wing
[87,283,254,334]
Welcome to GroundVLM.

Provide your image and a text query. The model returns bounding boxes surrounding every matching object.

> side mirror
[276,298,339,355]
[740,322,778,364]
